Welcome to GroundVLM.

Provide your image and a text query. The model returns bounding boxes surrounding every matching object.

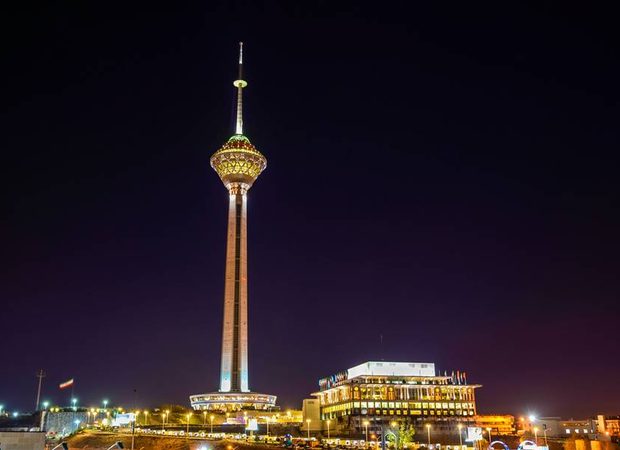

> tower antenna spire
[233,41,247,135]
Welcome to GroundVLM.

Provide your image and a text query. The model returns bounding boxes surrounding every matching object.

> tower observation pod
[190,43,276,412]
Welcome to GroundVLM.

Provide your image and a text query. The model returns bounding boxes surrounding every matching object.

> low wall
[0,431,45,450]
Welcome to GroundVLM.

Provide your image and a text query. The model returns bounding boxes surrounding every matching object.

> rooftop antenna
[233,42,248,135]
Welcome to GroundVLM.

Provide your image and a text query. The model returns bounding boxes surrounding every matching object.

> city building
[474,415,516,436]
[189,43,276,412]
[311,361,481,438]
[596,415,620,437]
[526,417,597,438]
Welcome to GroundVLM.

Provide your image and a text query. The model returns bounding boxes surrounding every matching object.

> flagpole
[35,369,45,411]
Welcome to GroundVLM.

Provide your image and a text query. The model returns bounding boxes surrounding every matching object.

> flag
[59,379,74,389]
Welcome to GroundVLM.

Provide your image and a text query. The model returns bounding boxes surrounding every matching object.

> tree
[386,424,416,449]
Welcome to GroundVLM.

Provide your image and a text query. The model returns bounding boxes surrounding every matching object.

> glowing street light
[306,419,311,440]
[210,414,215,434]
[71,398,77,411]
[363,420,370,442]
[457,424,463,447]
[42,401,50,410]
[144,410,149,426]
[426,424,432,447]
[390,422,399,449]
[161,411,167,431]
[186,412,193,434]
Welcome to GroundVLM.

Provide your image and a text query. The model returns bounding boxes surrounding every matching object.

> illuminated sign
[466,427,482,442]
[112,413,135,427]
[319,371,349,390]
[246,418,258,431]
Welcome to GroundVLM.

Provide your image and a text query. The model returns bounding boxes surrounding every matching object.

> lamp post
[210,415,214,434]
[327,420,331,439]
[306,419,311,440]
[203,411,207,428]
[162,412,167,431]
[363,420,370,443]
[186,413,192,434]
[543,427,548,447]
[144,411,149,426]
[458,424,463,447]
[534,427,539,446]
[390,422,399,450]
[426,424,431,447]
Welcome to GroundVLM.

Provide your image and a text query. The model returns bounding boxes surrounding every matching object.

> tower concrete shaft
[220,183,249,392]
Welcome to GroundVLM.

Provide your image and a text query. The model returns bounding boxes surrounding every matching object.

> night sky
[2,2,619,417]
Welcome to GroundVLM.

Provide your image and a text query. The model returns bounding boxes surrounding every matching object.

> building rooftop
[348,361,436,378]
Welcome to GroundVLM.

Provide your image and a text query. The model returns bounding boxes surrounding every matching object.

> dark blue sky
[1,1,618,417]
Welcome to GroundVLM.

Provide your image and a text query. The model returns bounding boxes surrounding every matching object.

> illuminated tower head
[210,42,267,193]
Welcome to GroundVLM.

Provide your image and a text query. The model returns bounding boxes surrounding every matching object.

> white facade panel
[347,361,436,378]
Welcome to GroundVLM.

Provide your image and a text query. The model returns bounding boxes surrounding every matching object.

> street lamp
[144,411,149,426]
[186,413,192,434]
[534,427,539,445]
[458,424,463,447]
[327,419,331,439]
[42,401,50,410]
[363,420,370,443]
[210,414,214,434]
[203,411,207,427]
[306,419,311,440]
[161,411,167,431]
[426,424,431,447]
[72,398,77,411]
[390,422,399,450]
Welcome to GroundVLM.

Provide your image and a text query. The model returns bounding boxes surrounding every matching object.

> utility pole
[35,369,46,411]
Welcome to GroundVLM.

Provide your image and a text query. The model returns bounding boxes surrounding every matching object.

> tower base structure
[190,391,277,412]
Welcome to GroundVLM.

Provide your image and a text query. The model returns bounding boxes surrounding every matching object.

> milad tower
[190,43,277,411]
